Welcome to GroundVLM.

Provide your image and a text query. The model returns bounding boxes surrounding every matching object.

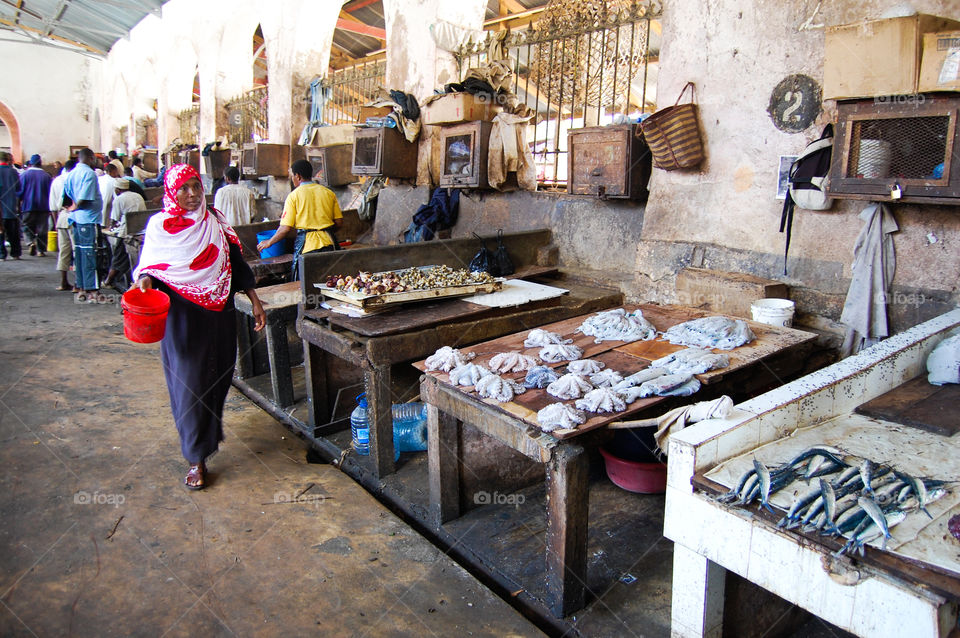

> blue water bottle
[393,402,428,453]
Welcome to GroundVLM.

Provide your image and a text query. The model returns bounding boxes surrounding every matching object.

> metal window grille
[845,115,950,180]
[321,59,386,125]
[177,105,199,146]
[455,0,661,188]
[224,85,269,146]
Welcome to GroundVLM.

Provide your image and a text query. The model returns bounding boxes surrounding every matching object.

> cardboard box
[422,93,500,125]
[309,124,356,148]
[824,14,960,100]
[919,31,960,92]
[358,105,393,121]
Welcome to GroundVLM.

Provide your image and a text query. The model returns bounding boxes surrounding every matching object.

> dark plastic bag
[469,233,494,273]
[492,229,514,277]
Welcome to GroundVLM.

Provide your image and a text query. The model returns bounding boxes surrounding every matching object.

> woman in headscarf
[133,164,266,490]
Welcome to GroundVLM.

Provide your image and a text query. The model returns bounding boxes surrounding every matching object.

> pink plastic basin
[599,446,667,494]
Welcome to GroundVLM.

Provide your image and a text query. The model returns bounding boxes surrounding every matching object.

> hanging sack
[640,82,705,171]
[468,232,494,274]
[779,124,835,274]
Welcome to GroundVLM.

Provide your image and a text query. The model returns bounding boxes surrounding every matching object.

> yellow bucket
[47,230,58,252]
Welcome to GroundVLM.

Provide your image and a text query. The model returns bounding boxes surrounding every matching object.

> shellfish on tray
[523,329,570,348]
[575,387,627,413]
[475,374,527,403]
[523,365,560,389]
[425,346,475,372]
[539,343,584,363]
[536,402,586,432]
[546,373,594,400]
[448,363,492,387]
[488,352,540,374]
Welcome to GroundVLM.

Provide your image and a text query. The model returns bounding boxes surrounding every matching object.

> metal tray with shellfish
[314,265,502,309]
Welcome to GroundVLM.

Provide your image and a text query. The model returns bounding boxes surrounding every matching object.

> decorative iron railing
[454,0,661,187]
[224,85,269,146]
[321,59,386,125]
[177,105,200,146]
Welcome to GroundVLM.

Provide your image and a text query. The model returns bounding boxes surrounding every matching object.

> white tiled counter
[664,309,960,638]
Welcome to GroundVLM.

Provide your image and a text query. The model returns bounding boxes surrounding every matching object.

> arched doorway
[0,100,22,162]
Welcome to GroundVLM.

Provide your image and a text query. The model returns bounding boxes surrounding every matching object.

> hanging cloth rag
[608,396,735,456]
[357,176,386,222]
[839,203,898,357]
[298,79,332,146]
[488,112,536,191]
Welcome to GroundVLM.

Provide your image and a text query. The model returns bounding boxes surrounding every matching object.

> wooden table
[297,279,623,479]
[417,304,817,618]
[235,282,301,408]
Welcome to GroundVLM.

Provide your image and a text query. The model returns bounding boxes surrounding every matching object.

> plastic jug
[350,393,401,460]
[393,402,428,453]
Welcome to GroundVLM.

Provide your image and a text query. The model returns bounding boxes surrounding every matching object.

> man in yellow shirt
[257,159,343,280]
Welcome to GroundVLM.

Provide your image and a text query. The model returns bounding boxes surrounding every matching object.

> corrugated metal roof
[0,0,166,56]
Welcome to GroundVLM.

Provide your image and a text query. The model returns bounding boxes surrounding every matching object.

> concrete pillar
[671,543,726,638]
[382,0,487,99]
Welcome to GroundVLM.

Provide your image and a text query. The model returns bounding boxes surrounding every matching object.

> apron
[291,226,339,281]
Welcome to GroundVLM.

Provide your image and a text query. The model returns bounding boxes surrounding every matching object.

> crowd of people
[2,147,350,489]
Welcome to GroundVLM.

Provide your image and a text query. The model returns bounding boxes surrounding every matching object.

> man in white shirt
[213,166,256,227]
[103,178,146,287]
[98,159,123,226]
[51,159,76,290]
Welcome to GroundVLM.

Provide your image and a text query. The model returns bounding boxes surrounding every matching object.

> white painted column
[382,0,487,99]
[671,543,726,638]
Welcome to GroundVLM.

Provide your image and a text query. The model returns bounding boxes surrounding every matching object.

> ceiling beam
[343,0,380,12]
[484,6,544,28]
[335,17,385,40]
[0,16,102,54]
[499,0,526,16]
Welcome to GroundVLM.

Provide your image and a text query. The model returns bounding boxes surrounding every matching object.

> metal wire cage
[845,115,950,181]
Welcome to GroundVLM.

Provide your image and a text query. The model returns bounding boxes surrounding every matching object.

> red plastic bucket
[599,446,667,494]
[121,289,170,343]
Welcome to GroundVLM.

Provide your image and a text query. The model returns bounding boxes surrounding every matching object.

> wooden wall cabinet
[352,127,418,179]
[567,123,651,200]
[242,143,290,178]
[177,150,200,172]
[140,150,158,173]
[439,121,492,189]
[828,95,960,204]
[203,149,233,178]
[305,144,355,187]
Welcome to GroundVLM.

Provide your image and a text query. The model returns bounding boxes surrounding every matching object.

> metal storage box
[352,127,418,179]
[305,144,354,187]
[439,121,492,189]
[567,123,651,200]
[242,143,290,178]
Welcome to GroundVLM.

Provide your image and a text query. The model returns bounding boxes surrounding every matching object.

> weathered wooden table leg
[302,339,329,433]
[428,404,461,527]
[264,314,294,408]
[365,364,395,478]
[235,313,256,379]
[545,443,589,618]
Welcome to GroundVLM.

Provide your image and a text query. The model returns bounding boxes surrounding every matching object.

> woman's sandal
[184,463,206,490]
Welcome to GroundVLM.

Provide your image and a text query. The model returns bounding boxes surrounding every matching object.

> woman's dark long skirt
[159,288,237,464]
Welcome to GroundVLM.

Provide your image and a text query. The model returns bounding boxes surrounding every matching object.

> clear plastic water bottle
[351,393,402,460]
[351,393,370,455]
[393,402,428,453]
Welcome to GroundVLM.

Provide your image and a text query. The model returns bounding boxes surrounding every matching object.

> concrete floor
[0,256,542,637]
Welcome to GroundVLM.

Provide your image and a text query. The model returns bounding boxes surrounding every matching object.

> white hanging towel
[840,203,898,356]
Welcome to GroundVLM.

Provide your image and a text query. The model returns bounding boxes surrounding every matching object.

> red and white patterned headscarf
[134,164,241,311]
